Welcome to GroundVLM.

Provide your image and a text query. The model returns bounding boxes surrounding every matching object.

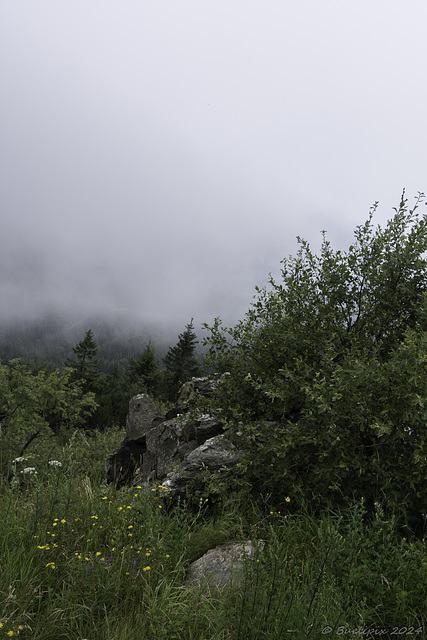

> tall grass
[1,431,425,639]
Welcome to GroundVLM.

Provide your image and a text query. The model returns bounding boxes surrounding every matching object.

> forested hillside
[1,194,426,637]
[0,313,180,371]
[0,316,206,431]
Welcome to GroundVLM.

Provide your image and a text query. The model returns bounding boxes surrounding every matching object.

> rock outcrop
[185,541,264,591]
[161,434,243,498]
[103,394,165,486]
[103,376,239,497]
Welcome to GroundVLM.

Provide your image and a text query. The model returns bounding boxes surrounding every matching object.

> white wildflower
[21,467,37,475]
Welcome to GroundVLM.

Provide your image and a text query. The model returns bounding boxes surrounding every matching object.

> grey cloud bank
[1,0,426,329]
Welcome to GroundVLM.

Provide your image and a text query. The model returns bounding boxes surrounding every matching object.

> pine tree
[64,329,100,392]
[163,319,201,397]
[128,342,164,397]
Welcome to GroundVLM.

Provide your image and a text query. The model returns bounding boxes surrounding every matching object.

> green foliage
[64,328,100,393]
[0,449,425,638]
[203,191,427,530]
[163,319,202,399]
[128,342,166,399]
[0,359,97,478]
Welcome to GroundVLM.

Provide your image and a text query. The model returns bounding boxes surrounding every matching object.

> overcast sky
[1,1,426,331]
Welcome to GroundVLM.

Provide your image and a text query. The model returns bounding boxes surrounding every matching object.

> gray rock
[185,541,264,590]
[103,376,239,496]
[103,438,146,486]
[103,394,165,485]
[162,435,243,499]
[125,394,165,441]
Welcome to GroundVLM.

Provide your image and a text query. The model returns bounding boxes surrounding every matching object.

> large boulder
[185,541,264,591]
[126,394,165,440]
[167,375,226,418]
[103,377,232,491]
[103,394,165,486]
[161,434,243,499]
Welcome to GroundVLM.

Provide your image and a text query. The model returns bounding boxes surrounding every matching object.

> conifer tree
[163,319,201,397]
[128,342,164,397]
[64,329,100,392]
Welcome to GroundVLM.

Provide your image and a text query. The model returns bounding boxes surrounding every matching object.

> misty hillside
[0,313,204,373]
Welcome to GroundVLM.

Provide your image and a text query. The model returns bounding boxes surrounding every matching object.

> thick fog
[1,1,426,331]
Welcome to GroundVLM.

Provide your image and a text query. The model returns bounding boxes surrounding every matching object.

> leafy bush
[203,192,427,531]
[0,359,97,480]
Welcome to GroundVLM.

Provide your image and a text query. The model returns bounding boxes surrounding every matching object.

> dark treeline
[0,313,206,428]
[0,313,176,371]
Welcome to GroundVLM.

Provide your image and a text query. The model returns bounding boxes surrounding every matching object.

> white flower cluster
[49,460,62,468]
[21,467,37,475]
[12,457,27,464]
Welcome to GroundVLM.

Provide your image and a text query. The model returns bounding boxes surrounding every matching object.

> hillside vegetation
[1,192,426,637]
[203,191,427,533]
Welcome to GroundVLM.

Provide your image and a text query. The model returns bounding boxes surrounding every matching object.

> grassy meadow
[0,428,426,640]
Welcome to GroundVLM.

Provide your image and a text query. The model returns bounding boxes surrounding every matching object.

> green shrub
[203,192,427,532]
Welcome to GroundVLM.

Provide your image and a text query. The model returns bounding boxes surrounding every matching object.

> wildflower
[46,562,56,569]
[48,460,62,468]
[12,457,27,464]
[285,496,291,502]
[21,467,37,475]
[143,566,150,571]
[96,552,101,557]
[102,496,108,500]
[61,519,66,524]
[7,631,14,637]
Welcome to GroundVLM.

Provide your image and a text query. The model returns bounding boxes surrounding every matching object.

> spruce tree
[64,329,100,392]
[163,319,201,397]
[128,342,164,398]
